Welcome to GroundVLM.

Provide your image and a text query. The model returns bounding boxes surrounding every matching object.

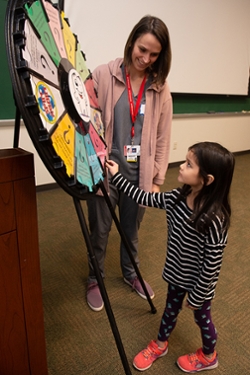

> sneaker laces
[142,342,164,359]
[142,345,157,359]
[188,352,199,364]
[188,349,213,365]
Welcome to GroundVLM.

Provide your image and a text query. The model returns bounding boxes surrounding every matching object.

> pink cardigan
[92,57,173,192]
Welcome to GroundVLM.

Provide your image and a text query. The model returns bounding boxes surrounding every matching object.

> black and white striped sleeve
[111,173,167,209]
[187,217,227,307]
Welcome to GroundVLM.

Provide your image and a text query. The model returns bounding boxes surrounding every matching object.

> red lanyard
[125,67,146,144]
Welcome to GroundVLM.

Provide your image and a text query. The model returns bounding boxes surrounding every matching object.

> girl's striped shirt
[111,172,228,308]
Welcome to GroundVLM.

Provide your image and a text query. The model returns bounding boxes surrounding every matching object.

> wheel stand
[13,107,156,375]
[73,193,157,375]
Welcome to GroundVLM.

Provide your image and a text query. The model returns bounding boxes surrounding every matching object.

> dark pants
[158,283,217,355]
[86,182,145,282]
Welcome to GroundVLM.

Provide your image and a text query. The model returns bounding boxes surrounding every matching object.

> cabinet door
[0,231,30,375]
[0,182,16,236]
[14,176,48,375]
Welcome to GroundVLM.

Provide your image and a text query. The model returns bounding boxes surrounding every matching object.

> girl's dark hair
[179,142,235,233]
[123,15,172,86]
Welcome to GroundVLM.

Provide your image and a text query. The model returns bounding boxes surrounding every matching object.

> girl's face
[178,150,204,192]
[131,33,162,74]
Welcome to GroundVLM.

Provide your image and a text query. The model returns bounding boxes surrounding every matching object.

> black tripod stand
[12,104,156,375]
[73,191,157,375]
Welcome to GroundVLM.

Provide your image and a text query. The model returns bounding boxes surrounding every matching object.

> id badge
[124,145,140,162]
[140,103,145,115]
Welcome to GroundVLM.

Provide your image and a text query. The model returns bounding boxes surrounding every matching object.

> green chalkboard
[172,93,250,115]
[1,0,250,120]
[0,0,16,120]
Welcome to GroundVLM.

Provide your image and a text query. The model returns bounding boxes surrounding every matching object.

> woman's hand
[105,159,119,177]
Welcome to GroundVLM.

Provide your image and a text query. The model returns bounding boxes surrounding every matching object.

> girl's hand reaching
[105,159,119,177]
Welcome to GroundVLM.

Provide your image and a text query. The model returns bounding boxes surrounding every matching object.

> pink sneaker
[177,348,218,373]
[86,282,104,312]
[133,340,168,371]
[124,277,155,299]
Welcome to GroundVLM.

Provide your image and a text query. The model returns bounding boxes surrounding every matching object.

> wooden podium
[0,148,48,375]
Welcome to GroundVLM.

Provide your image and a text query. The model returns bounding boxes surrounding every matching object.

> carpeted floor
[36,152,250,375]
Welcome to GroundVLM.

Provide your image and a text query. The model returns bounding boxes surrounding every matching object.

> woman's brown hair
[124,15,172,86]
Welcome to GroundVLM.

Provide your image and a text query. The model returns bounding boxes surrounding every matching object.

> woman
[86,15,173,312]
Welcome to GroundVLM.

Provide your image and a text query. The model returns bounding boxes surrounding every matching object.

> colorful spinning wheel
[5,5,156,374]
[5,0,106,198]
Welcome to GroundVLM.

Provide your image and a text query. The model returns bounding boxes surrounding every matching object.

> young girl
[106,141,235,373]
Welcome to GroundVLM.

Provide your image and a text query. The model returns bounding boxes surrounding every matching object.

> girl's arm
[187,219,227,308]
[105,160,167,209]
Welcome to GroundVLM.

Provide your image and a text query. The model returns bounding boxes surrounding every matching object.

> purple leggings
[158,284,217,355]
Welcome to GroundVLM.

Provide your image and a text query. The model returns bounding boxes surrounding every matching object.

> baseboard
[36,182,59,192]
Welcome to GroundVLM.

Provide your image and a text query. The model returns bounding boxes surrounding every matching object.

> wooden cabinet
[0,148,48,375]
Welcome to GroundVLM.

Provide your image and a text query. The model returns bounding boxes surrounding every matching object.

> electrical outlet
[173,142,177,150]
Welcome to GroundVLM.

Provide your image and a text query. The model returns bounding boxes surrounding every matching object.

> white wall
[65,0,250,96]
[170,114,250,162]
[1,114,249,186]
[0,120,54,186]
